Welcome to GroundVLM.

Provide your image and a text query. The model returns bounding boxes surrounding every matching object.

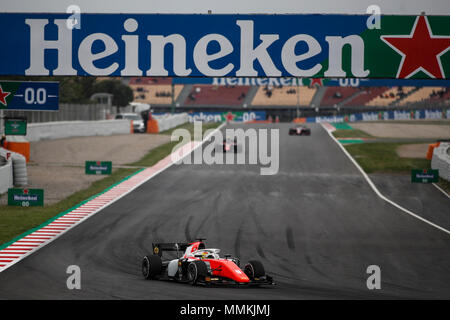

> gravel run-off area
[351,122,449,160]
[351,122,450,139]
[395,143,430,159]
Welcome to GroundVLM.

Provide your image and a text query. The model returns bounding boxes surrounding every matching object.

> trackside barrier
[146,119,159,133]
[25,120,132,142]
[151,113,188,133]
[427,142,441,160]
[0,148,14,194]
[11,152,27,187]
[431,143,450,181]
[3,136,30,163]
[299,109,449,123]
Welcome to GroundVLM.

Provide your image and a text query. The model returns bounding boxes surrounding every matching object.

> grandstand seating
[184,85,250,106]
[429,88,450,102]
[130,84,183,105]
[397,87,443,106]
[129,77,172,85]
[344,87,389,106]
[251,86,316,106]
[127,77,449,108]
[320,87,361,106]
[367,87,409,106]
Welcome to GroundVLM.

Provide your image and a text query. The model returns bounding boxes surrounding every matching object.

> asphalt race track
[0,123,449,299]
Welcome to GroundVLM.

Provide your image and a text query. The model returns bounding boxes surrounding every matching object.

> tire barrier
[11,151,28,187]
[431,142,450,182]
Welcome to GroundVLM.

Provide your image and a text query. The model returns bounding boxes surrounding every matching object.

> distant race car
[142,239,274,286]
[222,138,238,152]
[289,125,311,136]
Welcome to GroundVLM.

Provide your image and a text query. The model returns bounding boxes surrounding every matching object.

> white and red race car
[289,125,311,136]
[142,239,274,286]
[222,138,238,152]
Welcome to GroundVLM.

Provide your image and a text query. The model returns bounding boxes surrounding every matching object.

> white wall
[153,113,188,132]
[0,148,14,194]
[432,143,450,182]
[24,120,131,142]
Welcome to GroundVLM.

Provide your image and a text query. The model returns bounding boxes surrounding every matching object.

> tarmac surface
[0,123,449,299]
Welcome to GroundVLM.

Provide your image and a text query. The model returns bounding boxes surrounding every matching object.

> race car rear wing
[152,242,190,257]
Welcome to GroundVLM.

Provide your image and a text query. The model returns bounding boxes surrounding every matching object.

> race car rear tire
[142,255,162,280]
[187,260,208,285]
[244,260,265,279]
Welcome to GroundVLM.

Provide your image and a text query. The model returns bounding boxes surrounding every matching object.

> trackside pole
[0,109,4,136]
[171,83,175,114]
[296,78,300,119]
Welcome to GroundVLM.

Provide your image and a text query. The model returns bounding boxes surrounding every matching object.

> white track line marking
[321,122,450,235]
[0,122,226,273]
[432,183,450,199]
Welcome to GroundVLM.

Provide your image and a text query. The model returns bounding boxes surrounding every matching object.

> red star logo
[310,78,323,87]
[224,112,235,122]
[0,85,11,106]
[23,189,29,195]
[381,16,450,79]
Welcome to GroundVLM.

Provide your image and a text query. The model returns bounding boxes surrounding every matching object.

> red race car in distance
[142,239,274,286]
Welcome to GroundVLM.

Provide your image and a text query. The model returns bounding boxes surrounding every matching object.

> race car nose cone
[216,260,250,283]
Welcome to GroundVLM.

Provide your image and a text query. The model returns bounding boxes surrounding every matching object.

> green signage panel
[85,161,112,175]
[4,117,27,135]
[411,169,439,183]
[8,188,44,206]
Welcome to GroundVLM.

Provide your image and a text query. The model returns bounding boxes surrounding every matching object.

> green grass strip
[344,142,431,174]
[332,129,373,139]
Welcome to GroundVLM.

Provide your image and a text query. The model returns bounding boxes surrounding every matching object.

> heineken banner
[173,77,450,87]
[8,188,44,207]
[411,169,439,183]
[0,14,449,79]
[85,161,112,175]
[188,111,266,123]
[0,81,59,111]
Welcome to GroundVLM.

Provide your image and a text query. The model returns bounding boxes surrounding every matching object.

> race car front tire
[142,255,162,280]
[244,260,265,279]
[187,260,208,285]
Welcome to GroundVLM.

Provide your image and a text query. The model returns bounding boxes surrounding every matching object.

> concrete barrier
[153,113,188,132]
[24,120,132,142]
[431,142,450,181]
[0,148,14,194]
